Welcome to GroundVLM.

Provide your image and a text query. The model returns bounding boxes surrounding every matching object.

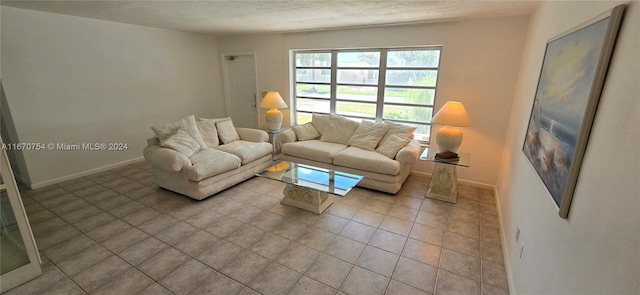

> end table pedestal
[427,163,458,203]
[419,148,470,204]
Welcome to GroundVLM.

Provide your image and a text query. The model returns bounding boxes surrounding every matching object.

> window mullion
[376,49,387,123]
[330,50,338,115]
[293,52,299,124]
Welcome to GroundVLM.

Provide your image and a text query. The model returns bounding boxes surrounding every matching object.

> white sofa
[276,114,421,194]
[143,116,273,200]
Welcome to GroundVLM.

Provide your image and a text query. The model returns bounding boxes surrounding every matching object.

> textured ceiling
[1,0,540,35]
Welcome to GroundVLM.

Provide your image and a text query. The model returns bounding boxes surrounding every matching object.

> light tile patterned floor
[8,161,509,295]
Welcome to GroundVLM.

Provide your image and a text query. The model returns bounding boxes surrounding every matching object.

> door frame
[221,52,260,127]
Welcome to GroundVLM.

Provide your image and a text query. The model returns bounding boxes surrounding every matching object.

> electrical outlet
[515,227,521,243]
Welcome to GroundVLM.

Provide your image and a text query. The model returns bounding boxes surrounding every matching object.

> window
[293,47,441,142]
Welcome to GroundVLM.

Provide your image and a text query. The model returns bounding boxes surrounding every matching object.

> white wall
[218,16,530,186]
[496,1,639,294]
[1,7,225,187]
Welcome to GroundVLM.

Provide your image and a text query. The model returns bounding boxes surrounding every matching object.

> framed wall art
[522,4,625,219]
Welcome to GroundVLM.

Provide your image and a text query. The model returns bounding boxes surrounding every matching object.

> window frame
[293,46,442,143]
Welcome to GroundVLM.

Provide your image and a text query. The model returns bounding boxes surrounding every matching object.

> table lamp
[431,101,472,152]
[259,91,288,130]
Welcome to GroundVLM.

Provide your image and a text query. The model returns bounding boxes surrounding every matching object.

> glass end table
[420,148,470,203]
[263,129,284,160]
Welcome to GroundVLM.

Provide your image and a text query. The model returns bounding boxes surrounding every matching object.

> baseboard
[409,171,431,178]
[494,186,516,295]
[409,171,495,190]
[458,179,494,191]
[29,157,145,189]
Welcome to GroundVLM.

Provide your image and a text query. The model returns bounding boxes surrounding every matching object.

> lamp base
[436,126,463,152]
[265,108,283,130]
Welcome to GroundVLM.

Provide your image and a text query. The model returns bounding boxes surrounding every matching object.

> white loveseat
[276,114,421,194]
[143,115,273,200]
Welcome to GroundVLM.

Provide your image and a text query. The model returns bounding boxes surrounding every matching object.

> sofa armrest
[236,128,268,143]
[143,145,192,172]
[396,139,420,164]
[275,129,297,153]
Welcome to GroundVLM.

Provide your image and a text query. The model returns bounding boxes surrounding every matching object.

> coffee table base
[281,184,335,214]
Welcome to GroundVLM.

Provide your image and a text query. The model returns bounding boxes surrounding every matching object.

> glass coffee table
[256,161,363,214]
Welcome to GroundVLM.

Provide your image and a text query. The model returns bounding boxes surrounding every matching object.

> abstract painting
[523,5,625,219]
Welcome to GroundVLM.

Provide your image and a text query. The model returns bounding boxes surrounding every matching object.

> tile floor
[7,161,509,295]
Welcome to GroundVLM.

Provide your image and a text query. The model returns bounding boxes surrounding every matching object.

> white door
[224,55,258,128]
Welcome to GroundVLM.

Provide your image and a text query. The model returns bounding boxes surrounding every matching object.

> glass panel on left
[0,180,30,275]
[336,101,377,118]
[296,98,330,113]
[383,104,433,122]
[296,83,331,99]
[384,88,435,105]
[296,52,332,67]
[386,70,438,87]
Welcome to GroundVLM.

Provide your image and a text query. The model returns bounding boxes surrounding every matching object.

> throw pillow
[311,113,330,135]
[196,119,219,148]
[292,122,320,141]
[320,115,360,145]
[215,117,240,144]
[161,128,201,157]
[347,120,389,151]
[375,135,411,159]
[378,121,417,148]
[151,121,180,142]
[151,115,207,149]
[180,115,208,149]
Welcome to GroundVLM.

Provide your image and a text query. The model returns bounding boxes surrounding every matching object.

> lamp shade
[259,92,288,109]
[431,101,472,127]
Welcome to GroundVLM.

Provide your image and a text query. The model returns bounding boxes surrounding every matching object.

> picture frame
[522,4,625,219]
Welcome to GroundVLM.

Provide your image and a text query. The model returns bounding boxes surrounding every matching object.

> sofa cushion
[186,149,241,181]
[196,119,220,148]
[348,120,389,151]
[312,113,330,135]
[292,122,320,141]
[215,140,272,165]
[378,121,416,148]
[375,135,411,159]
[320,115,360,145]
[282,140,347,164]
[150,121,179,142]
[333,147,401,175]
[215,118,241,144]
[160,128,202,157]
[152,115,208,149]
[236,128,269,143]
